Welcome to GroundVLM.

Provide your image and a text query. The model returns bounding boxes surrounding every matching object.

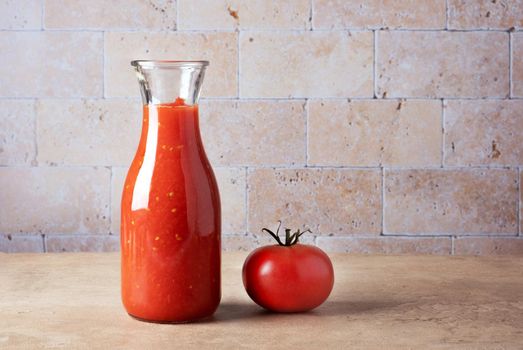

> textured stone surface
[0,32,102,98]
[513,33,523,97]
[240,31,373,98]
[316,236,451,255]
[222,232,315,251]
[45,0,176,30]
[448,0,523,29]
[37,99,141,166]
[308,99,441,166]
[0,0,41,29]
[0,167,110,234]
[2,253,523,349]
[200,100,306,166]
[1,0,521,255]
[178,0,309,30]
[0,234,43,253]
[248,168,381,235]
[313,0,446,29]
[454,237,523,255]
[45,235,120,253]
[214,167,246,234]
[105,32,238,98]
[222,234,266,252]
[384,169,518,235]
[444,100,523,166]
[110,167,128,235]
[111,167,246,235]
[377,31,509,98]
[0,100,35,165]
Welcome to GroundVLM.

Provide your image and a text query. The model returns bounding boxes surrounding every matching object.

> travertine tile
[240,31,373,98]
[308,99,441,166]
[110,167,128,235]
[248,168,381,235]
[513,33,523,97]
[37,99,141,166]
[0,234,44,253]
[222,234,263,252]
[313,0,446,29]
[200,100,306,166]
[377,31,509,98]
[178,0,309,30]
[1,0,519,256]
[454,237,523,255]
[46,235,120,252]
[214,168,246,234]
[316,236,451,255]
[448,0,523,29]
[0,32,102,98]
[0,100,35,165]
[445,100,523,166]
[45,0,176,30]
[384,169,518,235]
[111,167,246,235]
[105,32,238,98]
[222,232,315,251]
[0,0,41,29]
[0,167,110,234]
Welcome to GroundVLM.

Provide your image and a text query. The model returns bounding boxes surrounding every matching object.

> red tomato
[242,242,334,313]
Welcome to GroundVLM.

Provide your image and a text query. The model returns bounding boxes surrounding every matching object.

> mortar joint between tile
[40,0,45,31]
[175,0,179,31]
[308,0,313,31]
[237,31,241,98]
[509,32,514,98]
[244,166,250,235]
[373,30,378,99]
[109,166,113,235]
[305,99,309,167]
[381,167,385,235]
[102,32,106,98]
[518,167,521,236]
[441,98,445,168]
[445,0,450,30]
[33,99,38,166]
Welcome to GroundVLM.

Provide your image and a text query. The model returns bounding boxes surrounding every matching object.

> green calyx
[262,221,311,246]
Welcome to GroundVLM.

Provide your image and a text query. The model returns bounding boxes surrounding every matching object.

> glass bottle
[121,60,221,323]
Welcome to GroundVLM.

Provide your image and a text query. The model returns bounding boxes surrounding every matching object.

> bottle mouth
[131,60,209,69]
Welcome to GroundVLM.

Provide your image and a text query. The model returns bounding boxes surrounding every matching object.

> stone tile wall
[1,0,522,254]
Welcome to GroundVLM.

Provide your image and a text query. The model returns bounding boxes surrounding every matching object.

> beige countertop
[1,252,522,349]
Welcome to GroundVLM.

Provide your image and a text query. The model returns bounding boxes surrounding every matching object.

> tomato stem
[262,221,311,246]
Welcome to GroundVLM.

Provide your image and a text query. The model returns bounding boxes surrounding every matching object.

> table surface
[1,252,523,349]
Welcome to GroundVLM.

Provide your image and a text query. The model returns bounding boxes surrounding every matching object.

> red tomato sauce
[121,99,221,323]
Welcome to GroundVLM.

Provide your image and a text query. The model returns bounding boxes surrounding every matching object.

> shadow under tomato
[313,300,405,316]
[198,299,404,323]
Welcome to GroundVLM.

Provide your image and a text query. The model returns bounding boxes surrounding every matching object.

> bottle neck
[141,103,202,151]
[132,61,208,106]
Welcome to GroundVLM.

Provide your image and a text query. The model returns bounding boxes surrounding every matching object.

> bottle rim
[131,60,209,69]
